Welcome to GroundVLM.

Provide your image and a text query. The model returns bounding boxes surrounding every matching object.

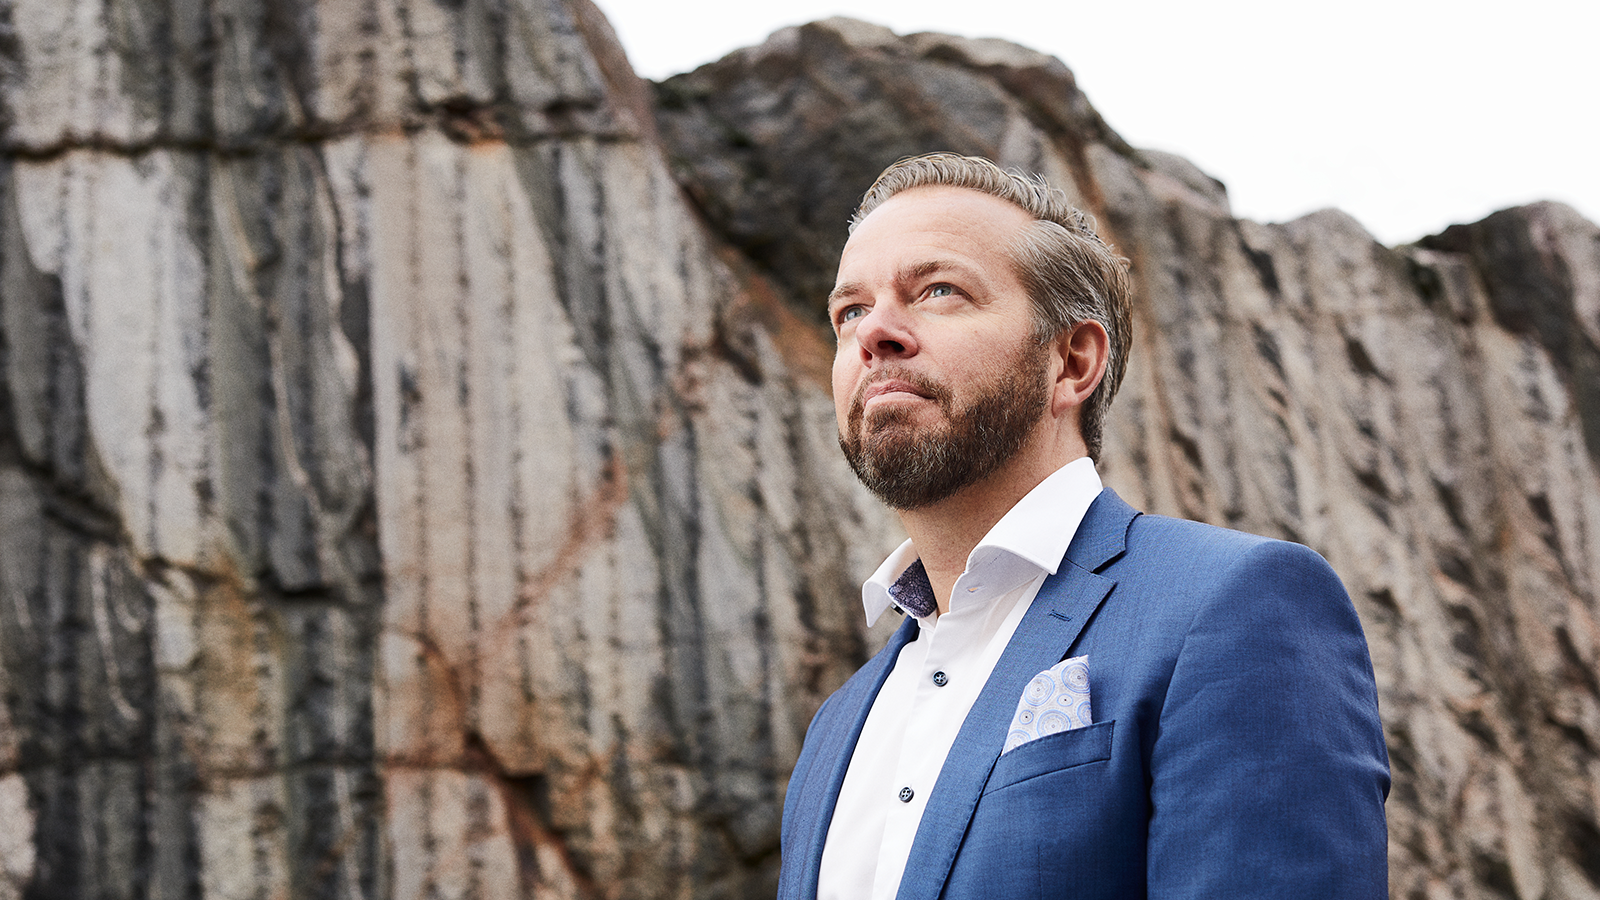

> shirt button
[898,786,914,803]
[932,671,949,687]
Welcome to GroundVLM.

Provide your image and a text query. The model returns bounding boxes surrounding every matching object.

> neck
[898,441,1085,614]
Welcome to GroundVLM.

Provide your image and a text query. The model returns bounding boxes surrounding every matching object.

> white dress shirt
[817,458,1104,900]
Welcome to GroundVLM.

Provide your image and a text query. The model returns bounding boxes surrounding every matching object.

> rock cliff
[0,4,1594,900]
[0,2,895,897]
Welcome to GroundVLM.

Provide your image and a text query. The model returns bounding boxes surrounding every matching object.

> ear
[1051,320,1109,419]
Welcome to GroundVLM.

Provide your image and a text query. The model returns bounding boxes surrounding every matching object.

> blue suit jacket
[779,489,1390,899]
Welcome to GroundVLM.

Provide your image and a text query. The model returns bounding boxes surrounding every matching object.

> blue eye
[839,306,866,323]
[927,284,955,298]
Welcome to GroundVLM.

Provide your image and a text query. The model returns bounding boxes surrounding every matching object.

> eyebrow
[905,259,959,282]
[826,282,863,310]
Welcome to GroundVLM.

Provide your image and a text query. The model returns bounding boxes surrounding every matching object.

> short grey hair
[849,153,1133,462]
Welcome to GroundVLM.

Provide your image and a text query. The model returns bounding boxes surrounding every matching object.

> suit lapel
[783,614,921,899]
[894,489,1137,900]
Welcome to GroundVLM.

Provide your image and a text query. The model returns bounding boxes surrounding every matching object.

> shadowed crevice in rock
[651,18,1137,324]
[1421,203,1600,469]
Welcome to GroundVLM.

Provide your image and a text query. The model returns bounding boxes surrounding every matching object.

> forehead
[838,186,1035,277]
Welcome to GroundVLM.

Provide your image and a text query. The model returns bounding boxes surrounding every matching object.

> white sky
[593,0,1599,246]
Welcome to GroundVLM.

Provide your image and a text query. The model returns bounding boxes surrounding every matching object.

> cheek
[832,351,856,428]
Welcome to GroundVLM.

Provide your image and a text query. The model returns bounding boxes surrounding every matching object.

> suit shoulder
[1119,512,1345,593]
[1125,511,1281,557]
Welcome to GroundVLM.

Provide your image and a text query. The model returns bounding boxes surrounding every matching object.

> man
[778,153,1389,900]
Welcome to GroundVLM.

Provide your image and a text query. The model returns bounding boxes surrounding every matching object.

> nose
[853,301,918,362]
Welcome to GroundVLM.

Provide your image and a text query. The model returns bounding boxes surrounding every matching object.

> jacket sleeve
[1146,539,1390,899]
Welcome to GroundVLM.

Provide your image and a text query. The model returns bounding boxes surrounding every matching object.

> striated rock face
[653,18,1600,900]
[0,2,894,898]
[0,6,1595,900]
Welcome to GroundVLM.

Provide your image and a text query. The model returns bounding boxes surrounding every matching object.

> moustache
[848,370,951,431]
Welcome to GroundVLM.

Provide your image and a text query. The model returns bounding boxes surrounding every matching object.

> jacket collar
[1062,486,1136,574]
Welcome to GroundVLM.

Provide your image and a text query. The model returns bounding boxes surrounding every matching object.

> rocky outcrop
[0,2,894,898]
[653,18,1600,900]
[0,5,1595,900]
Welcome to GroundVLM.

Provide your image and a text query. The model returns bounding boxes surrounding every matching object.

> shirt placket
[869,609,980,900]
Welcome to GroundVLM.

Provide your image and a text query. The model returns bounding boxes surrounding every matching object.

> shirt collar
[860,458,1103,626]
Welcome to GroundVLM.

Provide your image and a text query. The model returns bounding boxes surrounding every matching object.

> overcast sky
[592,0,1598,246]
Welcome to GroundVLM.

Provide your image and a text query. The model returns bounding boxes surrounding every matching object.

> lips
[862,378,931,404]
[850,371,947,430]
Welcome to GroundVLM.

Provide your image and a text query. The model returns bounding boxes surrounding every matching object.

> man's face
[828,186,1051,510]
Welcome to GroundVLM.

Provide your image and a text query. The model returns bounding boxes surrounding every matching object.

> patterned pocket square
[1003,656,1092,754]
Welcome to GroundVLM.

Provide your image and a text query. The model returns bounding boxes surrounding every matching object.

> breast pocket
[948,719,1139,899]
[984,719,1114,794]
